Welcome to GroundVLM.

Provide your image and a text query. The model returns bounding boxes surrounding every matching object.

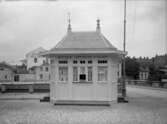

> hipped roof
[42,31,126,56]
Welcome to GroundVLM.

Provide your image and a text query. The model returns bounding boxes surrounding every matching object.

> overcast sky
[0,0,166,64]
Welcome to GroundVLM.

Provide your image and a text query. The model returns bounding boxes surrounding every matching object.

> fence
[0,81,50,93]
[126,80,167,88]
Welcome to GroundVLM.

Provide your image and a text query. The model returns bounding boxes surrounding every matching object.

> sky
[0,0,166,64]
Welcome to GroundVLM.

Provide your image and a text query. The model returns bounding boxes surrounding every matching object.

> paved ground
[0,93,48,100]
[0,86,167,124]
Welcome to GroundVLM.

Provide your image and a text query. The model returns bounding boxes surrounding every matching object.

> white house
[139,66,149,80]
[24,47,47,69]
[42,19,125,105]
[35,63,50,81]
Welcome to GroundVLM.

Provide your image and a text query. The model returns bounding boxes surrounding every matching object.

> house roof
[0,62,15,72]
[12,65,29,74]
[26,47,46,58]
[53,31,117,49]
[42,31,125,56]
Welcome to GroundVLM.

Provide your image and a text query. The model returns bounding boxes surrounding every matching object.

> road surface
[0,86,166,124]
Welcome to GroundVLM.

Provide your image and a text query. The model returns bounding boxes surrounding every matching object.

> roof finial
[67,12,72,32]
[96,17,101,32]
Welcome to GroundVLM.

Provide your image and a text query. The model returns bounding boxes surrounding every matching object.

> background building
[24,47,47,69]
[139,66,149,80]
[35,63,50,81]
[0,62,15,82]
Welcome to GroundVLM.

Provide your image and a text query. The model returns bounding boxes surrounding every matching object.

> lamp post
[122,0,127,100]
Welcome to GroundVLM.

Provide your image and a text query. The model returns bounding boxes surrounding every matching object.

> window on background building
[50,59,54,64]
[88,67,92,81]
[40,67,43,71]
[34,58,37,63]
[40,74,43,79]
[98,66,108,82]
[145,73,147,79]
[43,60,46,64]
[73,67,78,81]
[49,74,50,80]
[4,75,7,79]
[59,67,68,81]
[45,67,48,72]
[14,75,19,82]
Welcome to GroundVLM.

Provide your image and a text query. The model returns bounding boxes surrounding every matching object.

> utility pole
[122,0,127,99]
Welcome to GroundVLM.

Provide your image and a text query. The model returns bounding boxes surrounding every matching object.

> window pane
[40,74,43,79]
[45,67,48,72]
[59,67,68,81]
[80,60,85,64]
[34,58,37,63]
[40,67,43,71]
[98,60,107,64]
[73,67,78,81]
[80,67,85,74]
[98,66,108,81]
[80,74,86,81]
[59,60,68,64]
[88,60,92,64]
[88,67,92,81]
[73,60,77,64]
[79,67,86,81]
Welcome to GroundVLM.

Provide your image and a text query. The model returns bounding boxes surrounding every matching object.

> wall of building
[139,71,149,80]
[50,55,121,103]
[14,74,36,82]
[0,68,14,82]
[35,65,50,81]
[26,56,46,69]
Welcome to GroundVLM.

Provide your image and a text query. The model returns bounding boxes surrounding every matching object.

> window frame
[73,66,78,82]
[97,66,108,83]
[87,66,93,82]
[45,67,49,72]
[34,57,37,63]
[72,66,93,83]
[58,66,68,83]
[58,60,68,64]
[40,74,43,80]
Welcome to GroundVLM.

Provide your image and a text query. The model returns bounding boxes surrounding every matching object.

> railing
[0,81,50,93]
[126,80,167,88]
[0,81,50,85]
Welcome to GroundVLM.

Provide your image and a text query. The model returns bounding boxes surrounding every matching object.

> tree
[148,64,166,81]
[125,57,140,79]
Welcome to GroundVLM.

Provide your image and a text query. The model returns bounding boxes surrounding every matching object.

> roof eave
[41,50,127,57]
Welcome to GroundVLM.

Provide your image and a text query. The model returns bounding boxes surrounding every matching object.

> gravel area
[0,87,167,124]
